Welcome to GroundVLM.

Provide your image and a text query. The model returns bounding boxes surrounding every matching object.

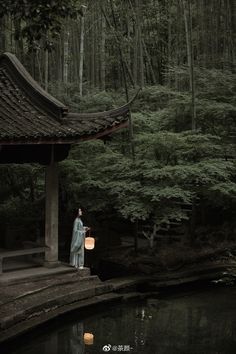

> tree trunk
[90,8,95,89]
[182,0,196,131]
[133,15,138,86]
[45,48,49,91]
[0,16,6,53]
[14,19,24,61]
[100,11,106,90]
[63,23,70,86]
[142,39,156,84]
[79,7,86,97]
[134,0,144,87]
[167,0,172,87]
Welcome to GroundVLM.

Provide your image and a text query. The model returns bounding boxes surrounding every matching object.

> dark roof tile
[0,53,134,144]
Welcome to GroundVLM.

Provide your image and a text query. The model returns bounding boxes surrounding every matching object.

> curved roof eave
[0,53,139,145]
[0,52,68,120]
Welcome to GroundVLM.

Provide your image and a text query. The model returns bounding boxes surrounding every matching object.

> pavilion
[0,52,132,273]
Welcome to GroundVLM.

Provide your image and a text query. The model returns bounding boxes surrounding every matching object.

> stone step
[105,276,149,292]
[0,292,123,343]
[121,291,149,301]
[0,265,90,285]
[0,280,112,331]
[0,274,101,309]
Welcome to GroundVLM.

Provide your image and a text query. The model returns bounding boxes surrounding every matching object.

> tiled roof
[0,53,131,144]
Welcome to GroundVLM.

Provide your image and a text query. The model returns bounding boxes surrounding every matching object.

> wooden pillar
[44,146,59,267]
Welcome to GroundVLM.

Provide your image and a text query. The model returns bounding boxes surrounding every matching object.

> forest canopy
[0,0,235,250]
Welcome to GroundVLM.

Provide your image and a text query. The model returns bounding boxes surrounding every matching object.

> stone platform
[0,265,117,343]
[0,264,89,285]
[1,261,236,345]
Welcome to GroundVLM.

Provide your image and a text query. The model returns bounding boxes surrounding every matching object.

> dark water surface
[2,286,236,354]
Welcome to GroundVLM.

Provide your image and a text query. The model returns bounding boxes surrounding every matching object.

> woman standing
[70,208,89,269]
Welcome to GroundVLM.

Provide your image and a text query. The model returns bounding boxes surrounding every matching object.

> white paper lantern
[85,237,95,250]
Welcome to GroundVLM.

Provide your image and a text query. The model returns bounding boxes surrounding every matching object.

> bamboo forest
[0,1,236,353]
[0,0,235,264]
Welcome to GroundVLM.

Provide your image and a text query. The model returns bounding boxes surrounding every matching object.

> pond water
[2,286,236,354]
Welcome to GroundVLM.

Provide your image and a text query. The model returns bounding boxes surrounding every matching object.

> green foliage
[59,128,236,230]
[0,0,82,49]
[134,67,236,136]
[0,65,235,245]
[49,82,126,112]
[0,67,235,243]
[0,164,44,225]
[0,0,235,251]
[55,65,236,237]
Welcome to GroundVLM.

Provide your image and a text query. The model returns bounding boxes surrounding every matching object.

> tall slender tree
[182,0,196,130]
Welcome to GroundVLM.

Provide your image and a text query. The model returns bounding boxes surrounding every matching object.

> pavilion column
[44,146,59,267]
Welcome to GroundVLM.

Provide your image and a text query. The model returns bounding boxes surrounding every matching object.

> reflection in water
[68,323,84,354]
[3,286,236,354]
[13,322,86,354]
[83,332,94,345]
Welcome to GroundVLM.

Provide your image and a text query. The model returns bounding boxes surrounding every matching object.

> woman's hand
[84,226,90,232]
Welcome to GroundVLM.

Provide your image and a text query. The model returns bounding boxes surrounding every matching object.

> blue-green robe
[70,217,85,267]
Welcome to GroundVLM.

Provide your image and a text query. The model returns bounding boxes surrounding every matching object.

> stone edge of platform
[1,262,236,345]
